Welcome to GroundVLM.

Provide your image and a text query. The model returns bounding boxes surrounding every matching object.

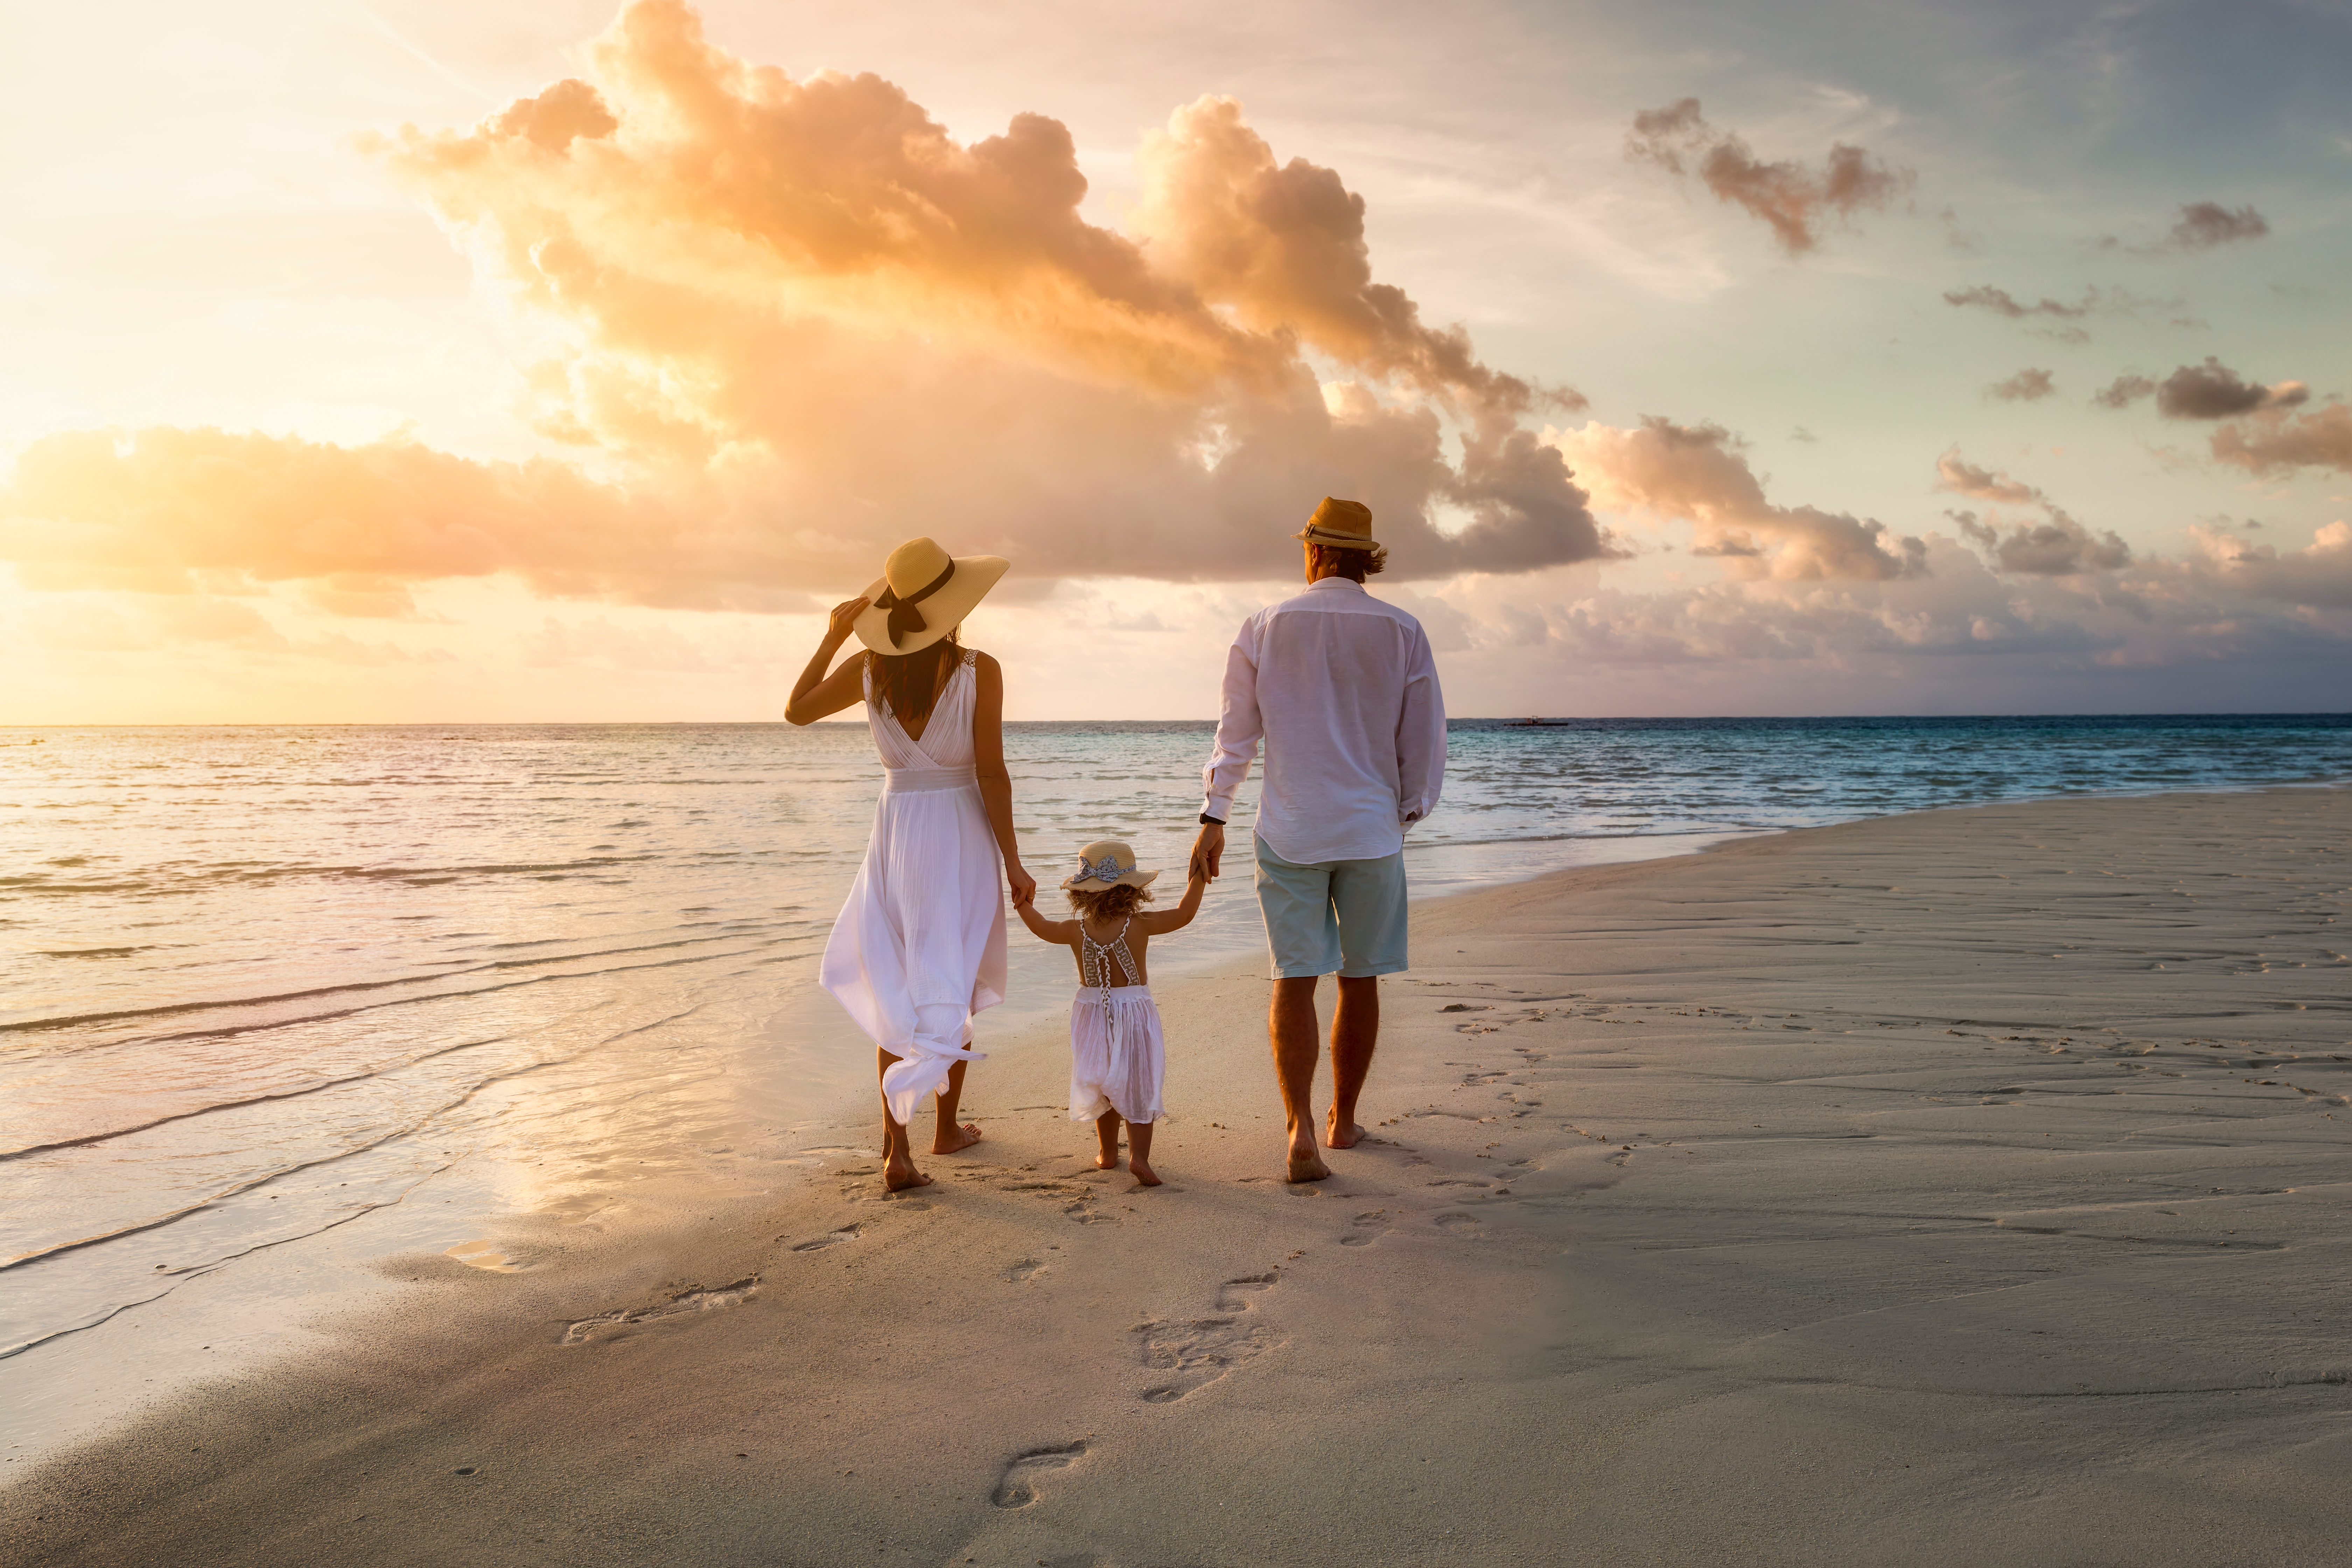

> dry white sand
[6,787,2349,1566]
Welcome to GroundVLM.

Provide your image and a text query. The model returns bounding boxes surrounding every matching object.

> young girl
[1015,839,1204,1185]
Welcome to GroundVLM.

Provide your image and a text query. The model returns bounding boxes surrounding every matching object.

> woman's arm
[783,598,873,726]
[970,652,1037,908]
[1014,901,1073,944]
[1137,867,1208,935]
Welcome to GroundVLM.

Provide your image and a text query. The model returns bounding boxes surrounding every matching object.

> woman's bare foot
[933,1121,983,1155]
[1129,1158,1163,1186]
[1325,1108,1367,1149]
[883,1156,933,1191]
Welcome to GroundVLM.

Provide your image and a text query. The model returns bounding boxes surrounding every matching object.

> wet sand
[6,787,2350,1566]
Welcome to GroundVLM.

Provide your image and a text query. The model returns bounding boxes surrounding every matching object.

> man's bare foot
[883,1156,933,1191]
[1094,1151,1120,1171]
[1325,1110,1366,1149]
[1129,1159,1163,1187]
[1285,1138,1331,1183]
[933,1121,983,1156]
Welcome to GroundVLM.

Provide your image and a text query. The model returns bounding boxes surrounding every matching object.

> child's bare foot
[1093,1151,1121,1171]
[1129,1159,1162,1187]
[1325,1108,1366,1149]
[883,1156,933,1191]
[933,1121,983,1155]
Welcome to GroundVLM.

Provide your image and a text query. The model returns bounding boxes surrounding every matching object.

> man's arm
[1395,623,1446,829]
[1192,620,1263,879]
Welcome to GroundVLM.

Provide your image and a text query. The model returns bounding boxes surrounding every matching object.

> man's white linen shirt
[1200,576,1447,864]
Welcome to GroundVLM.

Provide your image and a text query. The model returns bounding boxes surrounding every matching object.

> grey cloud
[2210,403,2352,477]
[1953,510,2133,575]
[1626,98,1910,257]
[1983,368,2057,403]
[2154,357,2310,420]
[1933,449,2130,576]
[1942,285,2089,322]
[2091,373,2155,409]
[2165,202,2270,252]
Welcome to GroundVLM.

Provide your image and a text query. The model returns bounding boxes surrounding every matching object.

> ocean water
[2,713,2348,1433]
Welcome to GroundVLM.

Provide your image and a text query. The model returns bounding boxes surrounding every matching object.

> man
[1191,497,1447,1182]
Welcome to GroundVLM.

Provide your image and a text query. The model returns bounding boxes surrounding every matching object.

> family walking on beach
[785,500,1446,1191]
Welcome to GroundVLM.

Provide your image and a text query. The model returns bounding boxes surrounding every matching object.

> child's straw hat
[1060,839,1160,891]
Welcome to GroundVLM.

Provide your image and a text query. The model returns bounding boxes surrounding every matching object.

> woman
[786,537,1037,1191]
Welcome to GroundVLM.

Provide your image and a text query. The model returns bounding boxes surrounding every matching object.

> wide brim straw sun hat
[1292,496,1382,552]
[1060,838,1161,892]
[852,537,1011,655]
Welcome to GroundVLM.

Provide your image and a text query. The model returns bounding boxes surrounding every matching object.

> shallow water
[2,714,2347,1440]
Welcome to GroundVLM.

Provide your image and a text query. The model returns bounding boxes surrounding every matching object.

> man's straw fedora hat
[1060,839,1160,892]
[852,537,1010,655]
[1293,497,1381,552]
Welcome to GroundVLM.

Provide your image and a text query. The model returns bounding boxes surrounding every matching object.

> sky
[2,0,2348,722]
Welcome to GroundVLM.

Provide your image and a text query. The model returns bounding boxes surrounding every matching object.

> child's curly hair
[1066,882,1155,921]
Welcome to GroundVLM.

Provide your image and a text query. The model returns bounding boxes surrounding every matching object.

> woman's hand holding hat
[825,596,872,643]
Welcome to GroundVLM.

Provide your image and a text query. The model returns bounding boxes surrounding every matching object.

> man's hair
[1067,882,1154,919]
[1311,541,1388,581]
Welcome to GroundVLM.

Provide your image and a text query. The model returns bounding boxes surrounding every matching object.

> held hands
[1189,820,1226,881]
[824,595,872,644]
[1006,861,1037,909]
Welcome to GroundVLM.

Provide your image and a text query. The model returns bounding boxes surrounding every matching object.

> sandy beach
[6,785,2349,1566]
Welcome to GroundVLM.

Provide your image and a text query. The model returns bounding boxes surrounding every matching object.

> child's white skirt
[1069,983,1165,1125]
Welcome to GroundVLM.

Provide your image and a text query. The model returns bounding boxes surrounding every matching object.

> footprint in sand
[1005,1258,1045,1283]
[990,1441,1088,1508]
[1136,1273,1285,1403]
[1340,1210,1389,1247]
[789,1225,862,1252]
[558,1276,760,1345]
[1433,1212,1483,1239]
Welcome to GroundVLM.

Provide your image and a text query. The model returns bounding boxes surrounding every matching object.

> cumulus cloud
[1983,368,2057,403]
[1933,448,2131,575]
[2152,357,2310,420]
[351,0,1605,589]
[1624,98,1910,257]
[2163,201,2270,252]
[2191,520,2352,606]
[1552,416,1925,580]
[1,1,1612,609]
[2210,402,2352,476]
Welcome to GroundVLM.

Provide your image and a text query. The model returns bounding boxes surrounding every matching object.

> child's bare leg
[1094,1109,1123,1170]
[933,1057,982,1154]
[875,1049,932,1191]
[1126,1119,1161,1186]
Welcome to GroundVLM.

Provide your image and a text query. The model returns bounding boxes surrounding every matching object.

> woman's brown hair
[865,628,961,730]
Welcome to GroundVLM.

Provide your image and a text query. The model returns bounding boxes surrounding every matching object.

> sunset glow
[4,0,2347,721]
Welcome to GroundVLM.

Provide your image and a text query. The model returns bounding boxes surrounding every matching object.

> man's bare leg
[1325,974,1379,1148]
[1270,975,1331,1182]
[1094,1108,1123,1170]
[932,1057,982,1154]
[875,1049,933,1191]
[1127,1119,1161,1186]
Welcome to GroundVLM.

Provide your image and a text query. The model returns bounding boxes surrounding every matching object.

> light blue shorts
[1253,836,1409,980]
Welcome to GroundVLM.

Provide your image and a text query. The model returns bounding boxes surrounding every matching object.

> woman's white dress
[820,650,1007,1126]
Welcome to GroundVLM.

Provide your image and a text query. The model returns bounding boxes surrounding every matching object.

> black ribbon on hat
[873,560,955,648]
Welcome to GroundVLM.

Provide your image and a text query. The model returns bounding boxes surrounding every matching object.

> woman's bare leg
[932,1057,983,1154]
[875,1049,932,1191]
[1094,1109,1123,1170]
[1126,1119,1160,1186]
